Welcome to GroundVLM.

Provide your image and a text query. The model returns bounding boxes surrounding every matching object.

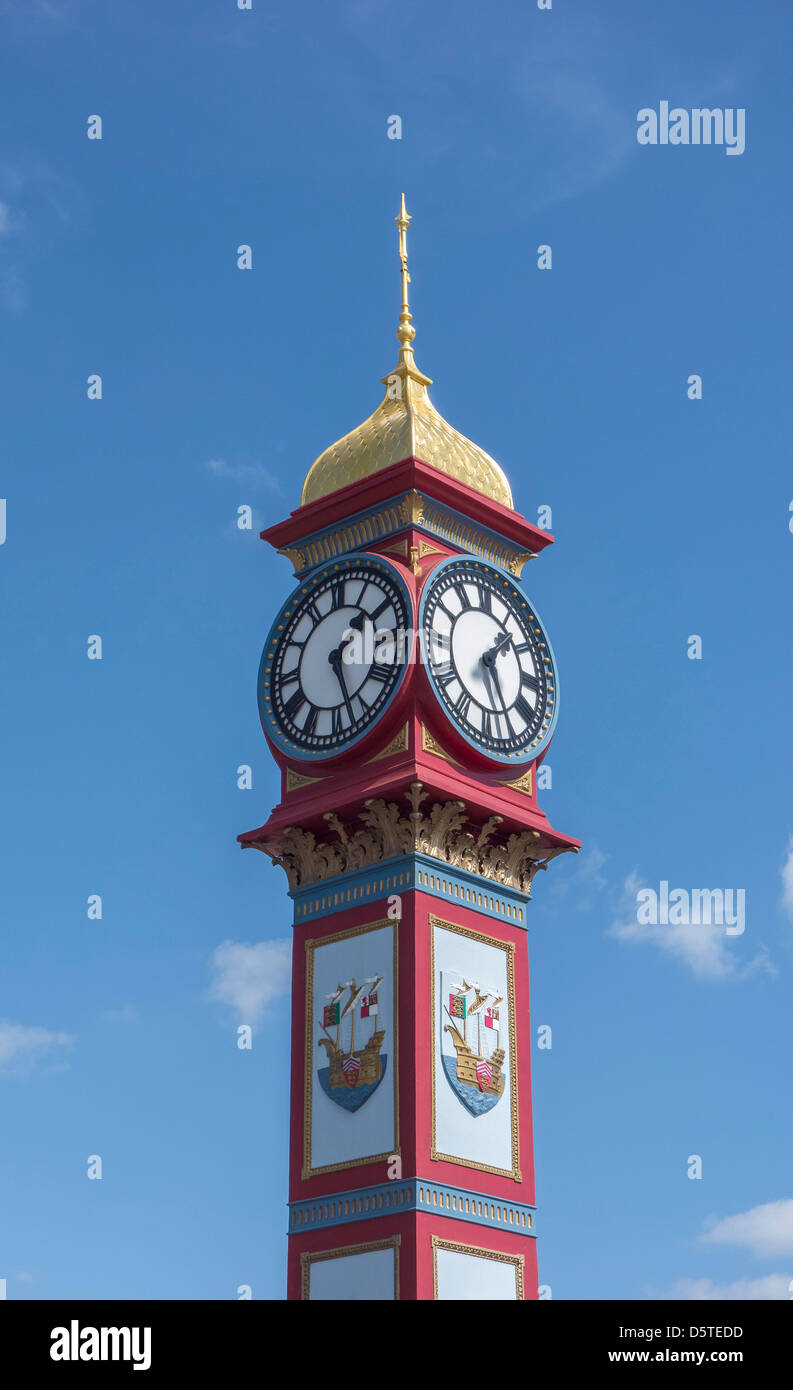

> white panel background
[435,1247,519,1300]
[433,923,513,1173]
[309,1247,395,1301]
[309,921,395,1171]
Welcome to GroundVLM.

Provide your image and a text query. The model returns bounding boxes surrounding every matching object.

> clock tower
[240,197,579,1301]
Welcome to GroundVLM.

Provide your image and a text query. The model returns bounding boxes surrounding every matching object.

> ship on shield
[441,974,506,1118]
[317,975,387,1113]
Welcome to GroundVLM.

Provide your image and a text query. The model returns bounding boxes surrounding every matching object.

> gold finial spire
[395,193,415,359]
[298,194,514,511]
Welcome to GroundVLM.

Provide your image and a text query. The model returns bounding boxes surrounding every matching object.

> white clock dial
[422,561,556,759]
[261,559,409,756]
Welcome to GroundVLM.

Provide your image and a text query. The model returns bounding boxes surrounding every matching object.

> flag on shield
[323,1001,340,1028]
[485,1007,500,1030]
[360,992,378,1018]
[449,992,467,1020]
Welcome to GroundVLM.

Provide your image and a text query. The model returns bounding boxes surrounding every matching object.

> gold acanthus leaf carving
[256,782,575,896]
[398,489,426,526]
[278,545,306,573]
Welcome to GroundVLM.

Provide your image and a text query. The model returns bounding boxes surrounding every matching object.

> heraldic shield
[441,971,506,1117]
[317,974,387,1113]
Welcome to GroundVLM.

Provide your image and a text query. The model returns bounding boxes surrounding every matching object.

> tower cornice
[262,458,552,580]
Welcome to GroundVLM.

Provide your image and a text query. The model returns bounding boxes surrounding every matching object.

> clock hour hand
[481,630,512,668]
[328,647,357,726]
[328,611,368,668]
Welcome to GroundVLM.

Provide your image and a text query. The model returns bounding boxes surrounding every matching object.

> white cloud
[206,457,281,493]
[0,1020,74,1075]
[208,939,291,1022]
[665,1274,791,1301]
[607,872,776,982]
[701,1200,793,1259]
[550,842,607,909]
[780,838,793,919]
[578,845,607,890]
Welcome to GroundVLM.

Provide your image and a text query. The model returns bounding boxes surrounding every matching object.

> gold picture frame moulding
[303,916,400,1179]
[301,1235,401,1301]
[429,913,521,1182]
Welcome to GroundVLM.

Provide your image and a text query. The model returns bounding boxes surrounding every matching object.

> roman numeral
[284,689,305,721]
[514,641,531,656]
[434,663,455,685]
[454,690,472,720]
[303,705,319,736]
[367,662,392,684]
[455,584,472,610]
[521,671,539,694]
[481,709,494,740]
[306,600,322,625]
[370,596,392,622]
[513,694,535,726]
[328,579,346,610]
[331,706,345,736]
[476,585,492,613]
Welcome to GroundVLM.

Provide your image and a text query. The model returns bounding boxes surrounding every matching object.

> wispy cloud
[550,842,606,910]
[0,0,79,26]
[701,1199,793,1260]
[663,1274,791,1301]
[0,1020,74,1076]
[206,458,282,494]
[208,939,291,1022]
[607,872,775,982]
[780,838,793,920]
[0,158,78,311]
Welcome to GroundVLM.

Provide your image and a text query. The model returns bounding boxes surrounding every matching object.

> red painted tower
[240,197,578,1301]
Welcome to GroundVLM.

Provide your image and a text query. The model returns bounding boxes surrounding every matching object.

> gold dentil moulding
[251,780,574,894]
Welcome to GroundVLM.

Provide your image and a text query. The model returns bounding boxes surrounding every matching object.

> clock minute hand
[481,631,512,668]
[482,661,509,723]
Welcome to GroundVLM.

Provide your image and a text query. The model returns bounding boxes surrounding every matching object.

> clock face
[421,559,557,761]
[260,557,410,758]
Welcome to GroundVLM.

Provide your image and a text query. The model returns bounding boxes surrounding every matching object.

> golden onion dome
[300,197,514,512]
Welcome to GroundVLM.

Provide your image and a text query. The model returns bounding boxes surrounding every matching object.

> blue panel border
[289,1178,536,1239]
[291,853,530,929]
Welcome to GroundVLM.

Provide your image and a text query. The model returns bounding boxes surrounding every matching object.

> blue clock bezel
[419,555,560,766]
[258,552,413,763]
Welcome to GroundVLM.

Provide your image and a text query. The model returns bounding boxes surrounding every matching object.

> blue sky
[1,0,792,1300]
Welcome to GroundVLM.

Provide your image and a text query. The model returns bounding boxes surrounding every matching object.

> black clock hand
[327,611,368,667]
[482,630,512,668]
[328,648,357,726]
[482,661,509,722]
